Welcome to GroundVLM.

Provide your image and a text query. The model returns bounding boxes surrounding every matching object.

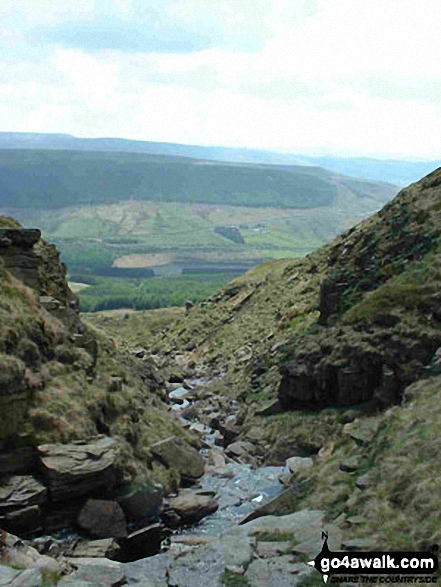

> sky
[0,0,440,159]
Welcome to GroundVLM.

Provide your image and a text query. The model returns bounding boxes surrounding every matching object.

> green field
[0,148,398,312]
[4,197,396,311]
[76,272,241,312]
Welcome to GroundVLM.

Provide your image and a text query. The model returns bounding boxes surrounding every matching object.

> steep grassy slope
[99,168,441,550]
[0,216,192,489]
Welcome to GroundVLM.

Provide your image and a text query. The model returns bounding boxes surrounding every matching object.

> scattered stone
[225,565,245,575]
[171,536,212,547]
[58,561,126,586]
[121,523,169,562]
[0,529,60,574]
[285,456,313,475]
[355,473,372,490]
[189,422,208,435]
[77,500,127,539]
[38,436,118,502]
[0,565,20,585]
[240,509,325,537]
[123,552,172,587]
[246,556,313,587]
[256,541,292,558]
[169,387,189,400]
[239,487,301,525]
[225,441,254,459]
[317,441,335,460]
[219,424,241,447]
[206,448,226,469]
[164,489,218,526]
[180,404,198,421]
[342,538,375,551]
[0,476,47,511]
[117,485,163,523]
[150,437,205,482]
[131,348,147,359]
[71,539,120,559]
[168,533,252,587]
[343,418,381,446]
[255,400,282,417]
[339,457,360,473]
[0,568,44,586]
[279,471,293,486]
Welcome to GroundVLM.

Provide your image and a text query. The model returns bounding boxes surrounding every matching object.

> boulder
[58,561,126,586]
[0,566,20,585]
[0,475,47,509]
[0,529,60,574]
[121,523,169,562]
[37,436,118,501]
[240,509,325,538]
[343,418,381,446]
[0,567,44,586]
[355,473,372,490]
[255,541,292,558]
[246,556,313,587]
[164,490,218,527]
[70,539,120,559]
[77,500,127,539]
[339,457,360,473]
[122,552,173,586]
[219,424,241,447]
[285,456,313,475]
[116,485,163,524]
[0,505,42,535]
[169,387,189,400]
[239,487,300,525]
[150,437,204,482]
[225,441,254,459]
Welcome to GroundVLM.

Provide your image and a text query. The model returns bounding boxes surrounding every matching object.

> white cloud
[0,0,440,158]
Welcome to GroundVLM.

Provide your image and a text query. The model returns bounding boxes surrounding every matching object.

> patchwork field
[1,147,398,311]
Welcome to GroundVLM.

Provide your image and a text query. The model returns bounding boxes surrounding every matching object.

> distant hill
[0,148,396,211]
[0,132,438,186]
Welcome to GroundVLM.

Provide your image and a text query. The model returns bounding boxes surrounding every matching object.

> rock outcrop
[164,489,218,527]
[150,437,205,483]
[37,436,118,502]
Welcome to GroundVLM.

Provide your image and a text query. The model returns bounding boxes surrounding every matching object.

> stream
[169,375,286,538]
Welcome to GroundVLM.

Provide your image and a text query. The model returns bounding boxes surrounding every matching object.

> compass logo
[307,533,438,584]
